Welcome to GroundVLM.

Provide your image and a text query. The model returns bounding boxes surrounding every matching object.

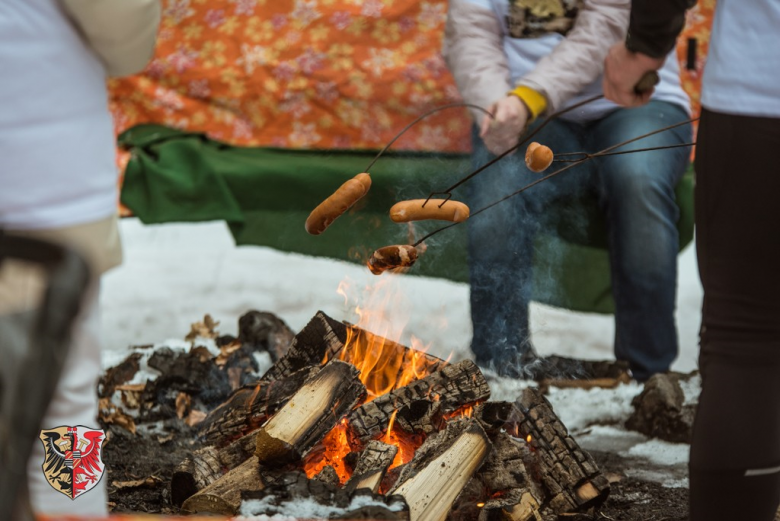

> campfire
[105,306,605,521]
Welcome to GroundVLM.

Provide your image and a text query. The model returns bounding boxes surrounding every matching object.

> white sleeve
[443,0,512,123]
[60,0,161,77]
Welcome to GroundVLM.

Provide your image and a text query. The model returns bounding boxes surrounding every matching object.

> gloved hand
[603,43,665,107]
[479,94,529,156]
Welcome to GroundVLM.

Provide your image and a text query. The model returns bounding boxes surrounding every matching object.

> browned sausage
[367,245,419,275]
[389,199,470,223]
[305,173,372,235]
[525,142,554,172]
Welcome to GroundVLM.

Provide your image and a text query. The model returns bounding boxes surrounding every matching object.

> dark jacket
[626,0,697,58]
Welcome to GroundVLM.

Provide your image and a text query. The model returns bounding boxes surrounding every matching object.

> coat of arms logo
[39,426,105,500]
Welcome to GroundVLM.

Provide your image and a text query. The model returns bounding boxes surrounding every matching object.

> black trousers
[690,108,780,520]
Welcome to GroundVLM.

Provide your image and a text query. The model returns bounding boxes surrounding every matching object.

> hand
[479,95,529,156]
[603,43,665,107]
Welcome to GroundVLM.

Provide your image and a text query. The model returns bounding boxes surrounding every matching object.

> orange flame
[302,276,447,484]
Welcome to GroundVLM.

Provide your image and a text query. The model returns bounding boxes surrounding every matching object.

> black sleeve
[625,0,698,58]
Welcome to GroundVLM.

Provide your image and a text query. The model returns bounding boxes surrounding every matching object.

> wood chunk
[200,366,317,446]
[259,311,348,383]
[345,440,398,494]
[238,310,296,362]
[180,455,263,515]
[315,465,341,487]
[348,360,490,443]
[515,388,610,514]
[395,399,444,435]
[255,360,366,466]
[171,431,257,506]
[390,419,491,521]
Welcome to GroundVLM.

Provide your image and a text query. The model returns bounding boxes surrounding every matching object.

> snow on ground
[101,218,704,483]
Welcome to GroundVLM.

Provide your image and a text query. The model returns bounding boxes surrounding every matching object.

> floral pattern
[110,0,470,153]
[110,0,714,156]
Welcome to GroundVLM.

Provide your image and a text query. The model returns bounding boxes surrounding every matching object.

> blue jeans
[467,101,692,380]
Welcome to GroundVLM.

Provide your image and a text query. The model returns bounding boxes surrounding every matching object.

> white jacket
[443,0,689,123]
[0,0,159,230]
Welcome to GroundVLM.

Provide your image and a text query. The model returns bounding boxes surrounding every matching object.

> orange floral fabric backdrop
[110,0,714,155]
[110,0,470,153]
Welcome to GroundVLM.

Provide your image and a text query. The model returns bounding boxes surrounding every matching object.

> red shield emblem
[39,426,105,500]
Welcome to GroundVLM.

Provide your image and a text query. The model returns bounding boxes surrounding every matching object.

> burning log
[395,399,444,435]
[180,455,264,515]
[348,360,490,444]
[515,388,610,515]
[389,418,491,521]
[255,360,366,466]
[260,311,444,387]
[259,312,347,383]
[345,440,398,494]
[199,366,317,446]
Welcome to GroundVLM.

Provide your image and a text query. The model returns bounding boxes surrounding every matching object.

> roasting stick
[305,103,493,236]
[420,70,662,208]
[411,117,698,248]
[552,142,696,162]
[362,102,495,173]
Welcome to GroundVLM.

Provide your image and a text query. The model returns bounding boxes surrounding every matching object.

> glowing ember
[526,434,532,443]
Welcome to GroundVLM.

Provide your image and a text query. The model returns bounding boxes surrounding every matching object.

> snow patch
[546,382,643,432]
[237,494,404,520]
[622,438,689,467]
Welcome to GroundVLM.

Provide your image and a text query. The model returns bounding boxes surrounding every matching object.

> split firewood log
[255,360,366,466]
[389,418,492,521]
[344,440,398,494]
[180,455,263,515]
[348,360,490,444]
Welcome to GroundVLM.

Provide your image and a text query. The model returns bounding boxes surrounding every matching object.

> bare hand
[603,43,665,107]
[480,95,529,156]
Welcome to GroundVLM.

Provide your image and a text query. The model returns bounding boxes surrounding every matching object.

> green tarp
[119,124,694,314]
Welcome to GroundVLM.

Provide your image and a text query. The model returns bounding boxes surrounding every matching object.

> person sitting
[443,0,692,381]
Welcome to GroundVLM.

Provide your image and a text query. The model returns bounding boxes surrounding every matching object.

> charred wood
[259,311,348,383]
[180,455,263,515]
[348,360,490,444]
[199,366,317,446]
[515,388,610,514]
[255,360,366,466]
[238,310,296,363]
[345,440,398,494]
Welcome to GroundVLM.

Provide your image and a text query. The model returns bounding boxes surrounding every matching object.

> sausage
[305,173,372,235]
[367,245,419,275]
[389,199,470,223]
[525,142,554,172]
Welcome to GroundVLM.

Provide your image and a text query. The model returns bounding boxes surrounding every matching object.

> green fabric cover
[119,124,694,314]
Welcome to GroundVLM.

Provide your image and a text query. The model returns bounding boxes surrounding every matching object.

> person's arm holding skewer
[602,0,696,106]
[443,0,630,156]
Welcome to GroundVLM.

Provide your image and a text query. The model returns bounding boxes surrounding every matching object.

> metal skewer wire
[411,117,698,247]
[421,94,605,208]
[363,103,495,174]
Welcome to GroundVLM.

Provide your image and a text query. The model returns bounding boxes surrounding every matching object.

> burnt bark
[515,388,610,514]
[255,360,366,466]
[345,440,398,494]
[238,310,296,362]
[180,455,263,515]
[199,366,316,446]
[171,431,257,506]
[348,360,490,444]
[259,311,348,383]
